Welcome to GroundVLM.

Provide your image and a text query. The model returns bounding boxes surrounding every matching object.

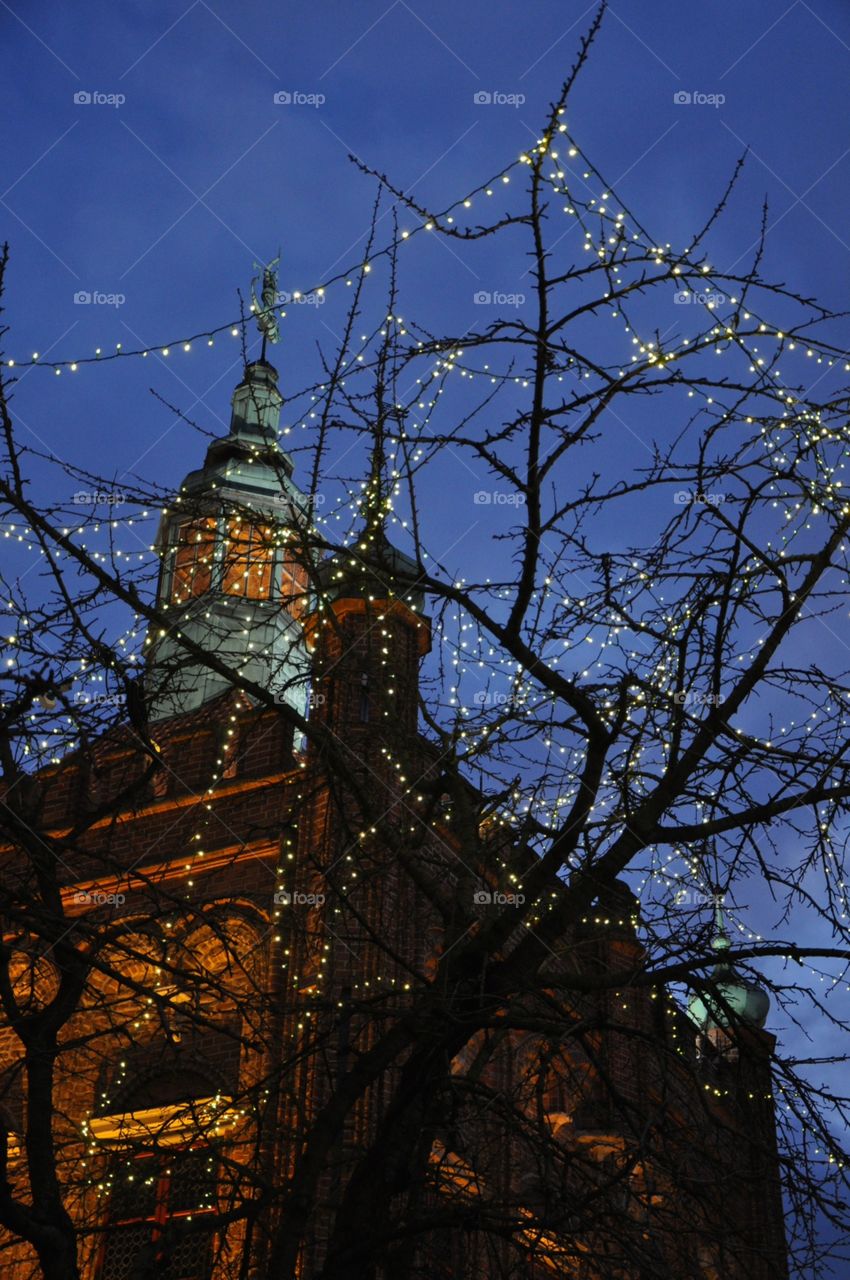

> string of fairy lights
[2,111,850,1183]
[2,111,849,383]
[6,317,850,962]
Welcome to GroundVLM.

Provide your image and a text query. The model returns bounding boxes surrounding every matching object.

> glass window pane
[99,1223,155,1280]
[160,1230,214,1280]
[222,519,273,599]
[166,1149,218,1214]
[107,1161,160,1221]
[171,519,216,604]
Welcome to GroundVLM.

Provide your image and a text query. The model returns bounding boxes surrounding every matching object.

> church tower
[688,909,789,1279]
[145,359,311,722]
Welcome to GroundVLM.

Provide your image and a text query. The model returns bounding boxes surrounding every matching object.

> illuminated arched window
[170,519,216,605]
[222,518,273,599]
[93,1070,222,1280]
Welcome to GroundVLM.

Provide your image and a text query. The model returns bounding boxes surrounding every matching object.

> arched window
[222,517,273,599]
[170,519,216,605]
[92,1068,224,1280]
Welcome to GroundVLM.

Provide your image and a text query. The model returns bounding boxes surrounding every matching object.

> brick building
[0,360,789,1279]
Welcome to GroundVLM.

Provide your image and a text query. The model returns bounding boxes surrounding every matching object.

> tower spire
[712,897,731,953]
[361,407,390,547]
[688,902,770,1033]
[145,351,310,722]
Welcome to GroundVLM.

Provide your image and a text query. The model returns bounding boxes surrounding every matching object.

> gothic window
[222,518,273,599]
[358,671,370,723]
[170,519,216,605]
[96,1146,218,1280]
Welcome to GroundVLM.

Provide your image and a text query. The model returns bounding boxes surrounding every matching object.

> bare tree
[2,13,850,1278]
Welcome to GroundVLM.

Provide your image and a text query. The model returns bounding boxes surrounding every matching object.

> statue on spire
[251,254,281,356]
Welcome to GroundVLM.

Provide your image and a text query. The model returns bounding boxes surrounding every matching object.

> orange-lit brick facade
[0,363,790,1280]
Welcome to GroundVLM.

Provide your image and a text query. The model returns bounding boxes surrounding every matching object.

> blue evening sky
[2,2,850,1209]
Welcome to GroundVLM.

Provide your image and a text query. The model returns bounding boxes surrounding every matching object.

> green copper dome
[688,913,770,1032]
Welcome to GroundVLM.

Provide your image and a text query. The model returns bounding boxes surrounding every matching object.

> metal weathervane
[251,254,281,355]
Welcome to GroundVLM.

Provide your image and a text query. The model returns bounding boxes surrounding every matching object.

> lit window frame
[88,1098,239,1280]
[169,518,217,606]
[221,517,275,600]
